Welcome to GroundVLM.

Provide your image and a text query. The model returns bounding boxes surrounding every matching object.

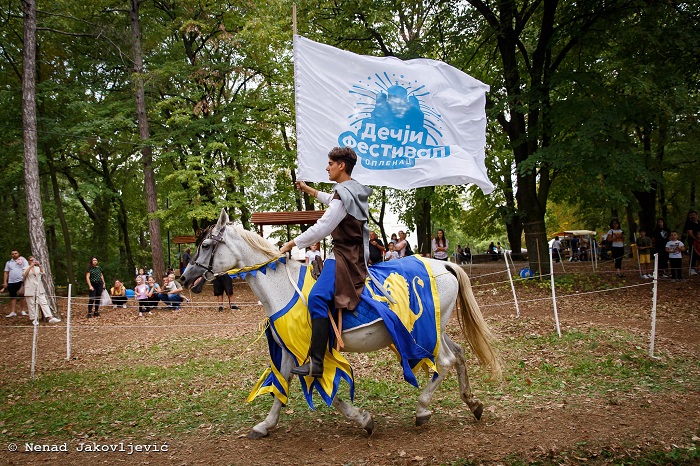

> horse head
[181,208,239,293]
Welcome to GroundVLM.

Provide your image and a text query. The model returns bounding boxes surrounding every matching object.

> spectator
[569,236,580,261]
[463,244,472,264]
[158,273,184,310]
[389,233,398,245]
[110,280,127,308]
[579,237,590,261]
[22,256,60,324]
[134,276,150,317]
[85,256,105,318]
[2,249,28,318]
[551,236,563,263]
[368,231,385,265]
[607,219,625,277]
[636,230,653,278]
[432,229,449,261]
[384,242,399,261]
[156,275,169,307]
[305,243,322,265]
[665,231,685,280]
[395,231,409,258]
[146,276,161,312]
[181,248,192,275]
[456,244,464,264]
[684,210,699,276]
[486,241,498,261]
[652,218,671,277]
[213,273,239,312]
[136,268,148,284]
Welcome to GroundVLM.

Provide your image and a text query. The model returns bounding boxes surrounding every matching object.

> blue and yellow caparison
[247,255,441,409]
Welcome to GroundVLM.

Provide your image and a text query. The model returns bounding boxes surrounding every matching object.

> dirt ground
[1,260,698,465]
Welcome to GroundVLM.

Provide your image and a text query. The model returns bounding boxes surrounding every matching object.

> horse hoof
[472,403,483,421]
[415,414,432,426]
[364,416,375,436]
[247,429,268,439]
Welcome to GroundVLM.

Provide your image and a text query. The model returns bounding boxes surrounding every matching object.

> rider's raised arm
[294,198,346,250]
[315,190,333,206]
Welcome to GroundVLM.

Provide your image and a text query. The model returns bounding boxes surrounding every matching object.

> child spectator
[134,276,150,316]
[110,280,127,308]
[636,230,653,278]
[665,231,685,280]
[384,242,399,261]
[305,243,322,264]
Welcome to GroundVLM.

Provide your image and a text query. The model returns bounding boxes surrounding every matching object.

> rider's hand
[279,240,295,254]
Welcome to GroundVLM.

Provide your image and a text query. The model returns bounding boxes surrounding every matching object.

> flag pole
[293,3,297,35]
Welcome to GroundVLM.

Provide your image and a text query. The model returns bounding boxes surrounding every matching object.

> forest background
[1,0,698,292]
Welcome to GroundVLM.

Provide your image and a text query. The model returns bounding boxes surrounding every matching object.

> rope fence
[3,250,686,378]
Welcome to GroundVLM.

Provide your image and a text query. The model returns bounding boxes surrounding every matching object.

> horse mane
[231,225,281,259]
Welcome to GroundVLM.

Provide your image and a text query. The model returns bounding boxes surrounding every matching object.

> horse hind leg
[332,396,374,436]
[445,334,484,420]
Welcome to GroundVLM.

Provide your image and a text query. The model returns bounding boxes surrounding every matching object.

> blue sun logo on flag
[338,72,451,170]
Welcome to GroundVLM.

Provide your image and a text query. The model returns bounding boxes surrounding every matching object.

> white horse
[180,209,501,439]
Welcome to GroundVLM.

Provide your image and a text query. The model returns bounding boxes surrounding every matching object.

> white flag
[294,35,493,193]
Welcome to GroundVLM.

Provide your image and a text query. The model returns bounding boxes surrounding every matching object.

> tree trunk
[130,0,165,280]
[47,153,74,285]
[415,187,433,255]
[21,0,57,311]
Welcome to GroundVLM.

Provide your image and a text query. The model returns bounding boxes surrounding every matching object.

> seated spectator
[487,241,498,261]
[110,280,127,308]
[146,276,161,312]
[158,273,185,310]
[384,242,399,261]
[456,244,464,264]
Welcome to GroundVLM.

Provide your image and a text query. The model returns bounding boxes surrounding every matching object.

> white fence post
[650,254,659,358]
[505,251,521,318]
[549,246,562,337]
[66,283,72,361]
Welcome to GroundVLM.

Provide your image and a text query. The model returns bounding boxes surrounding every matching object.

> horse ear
[217,208,229,228]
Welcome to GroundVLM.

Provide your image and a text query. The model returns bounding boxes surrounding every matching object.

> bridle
[192,224,227,281]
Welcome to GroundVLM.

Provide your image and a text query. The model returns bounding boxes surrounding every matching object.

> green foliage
[1,0,698,283]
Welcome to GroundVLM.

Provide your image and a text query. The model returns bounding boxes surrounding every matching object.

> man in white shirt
[3,250,28,317]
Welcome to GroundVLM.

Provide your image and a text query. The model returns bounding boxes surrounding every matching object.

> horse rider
[279,147,372,378]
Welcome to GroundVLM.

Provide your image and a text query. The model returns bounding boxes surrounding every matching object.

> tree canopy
[1,0,697,286]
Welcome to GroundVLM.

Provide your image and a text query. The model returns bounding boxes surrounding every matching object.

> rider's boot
[291,317,330,378]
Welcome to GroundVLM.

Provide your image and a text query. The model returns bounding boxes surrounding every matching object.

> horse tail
[445,262,502,381]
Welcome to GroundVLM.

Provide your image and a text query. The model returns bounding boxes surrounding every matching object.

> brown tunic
[330,192,367,311]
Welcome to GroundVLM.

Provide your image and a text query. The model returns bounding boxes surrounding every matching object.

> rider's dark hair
[328,147,357,175]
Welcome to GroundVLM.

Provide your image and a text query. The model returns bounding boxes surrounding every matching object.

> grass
[1,324,698,462]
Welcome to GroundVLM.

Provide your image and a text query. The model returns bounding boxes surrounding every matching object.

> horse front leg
[332,397,375,436]
[445,334,483,420]
[248,352,296,439]
[415,341,455,426]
